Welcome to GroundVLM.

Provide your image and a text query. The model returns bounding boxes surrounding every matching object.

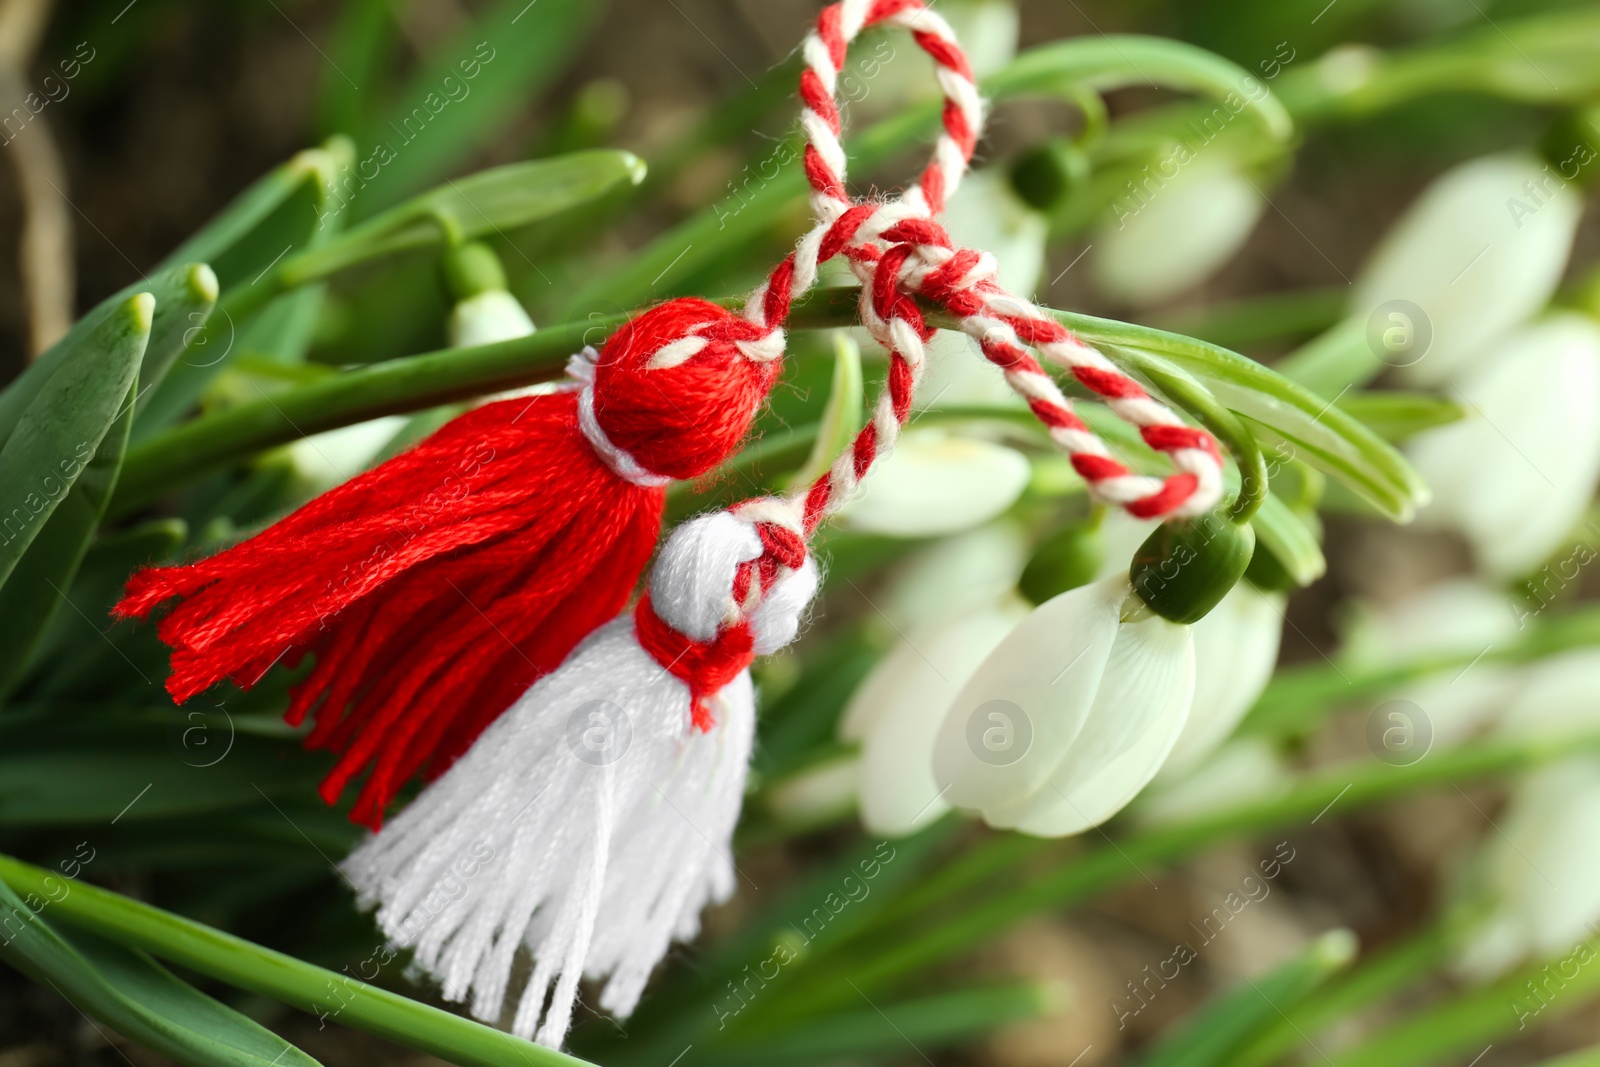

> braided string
[712,0,1225,629]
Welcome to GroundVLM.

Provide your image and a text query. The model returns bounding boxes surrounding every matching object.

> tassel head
[592,298,782,480]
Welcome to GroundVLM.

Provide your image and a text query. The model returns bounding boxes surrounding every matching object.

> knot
[634,594,754,731]
[638,505,818,727]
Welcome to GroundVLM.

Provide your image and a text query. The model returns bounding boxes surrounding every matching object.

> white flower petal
[1164,584,1283,774]
[288,416,409,489]
[984,612,1194,836]
[448,289,536,349]
[764,755,862,827]
[843,604,1028,836]
[1092,511,1159,581]
[1094,162,1265,307]
[1457,760,1600,978]
[1353,153,1580,387]
[1394,667,1522,747]
[845,429,1032,537]
[1137,738,1294,827]
[1408,315,1600,578]
[876,522,1030,634]
[1498,648,1600,740]
[1340,578,1523,669]
[933,574,1125,810]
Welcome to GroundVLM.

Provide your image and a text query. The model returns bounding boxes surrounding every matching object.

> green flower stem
[761,731,1600,1021]
[1535,1048,1600,1067]
[0,854,591,1067]
[1229,919,1452,1067]
[1326,934,1600,1067]
[1150,288,1347,352]
[109,315,618,515]
[114,286,1397,524]
[1243,603,1600,739]
[1111,345,1268,523]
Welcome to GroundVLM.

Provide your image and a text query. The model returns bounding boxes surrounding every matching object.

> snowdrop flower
[1455,760,1600,980]
[1352,153,1580,387]
[1137,737,1294,827]
[443,241,536,349]
[1338,578,1525,746]
[1097,509,1283,773]
[930,514,1256,836]
[1163,581,1284,774]
[933,572,1196,836]
[845,426,1032,537]
[842,524,1031,835]
[449,290,536,349]
[1408,314,1600,579]
[1453,649,1600,978]
[288,417,408,491]
[1093,160,1266,307]
[843,596,1031,835]
[877,522,1031,632]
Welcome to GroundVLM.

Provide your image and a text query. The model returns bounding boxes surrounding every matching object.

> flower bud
[1093,161,1265,307]
[1009,138,1089,214]
[1129,516,1255,625]
[442,241,536,350]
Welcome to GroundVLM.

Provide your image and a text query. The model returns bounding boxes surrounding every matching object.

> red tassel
[117,298,781,827]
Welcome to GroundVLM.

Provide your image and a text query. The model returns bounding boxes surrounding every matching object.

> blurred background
[4,0,1600,1065]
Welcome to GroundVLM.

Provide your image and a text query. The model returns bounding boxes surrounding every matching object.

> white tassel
[343,508,815,1048]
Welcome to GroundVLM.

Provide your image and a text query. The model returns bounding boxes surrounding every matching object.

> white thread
[343,514,817,1049]
[566,349,672,488]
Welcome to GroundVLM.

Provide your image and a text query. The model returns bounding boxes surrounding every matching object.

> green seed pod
[441,240,509,301]
[1009,138,1090,213]
[1018,521,1104,606]
[1129,516,1255,624]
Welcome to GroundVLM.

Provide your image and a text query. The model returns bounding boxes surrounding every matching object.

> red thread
[118,298,773,828]
[634,595,754,731]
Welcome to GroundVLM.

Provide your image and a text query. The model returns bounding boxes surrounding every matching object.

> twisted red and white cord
[730,0,1223,552]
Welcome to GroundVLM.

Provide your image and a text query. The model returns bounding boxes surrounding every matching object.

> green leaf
[21,520,187,693]
[1276,8,1600,121]
[0,871,319,1066]
[274,151,647,293]
[1229,923,1450,1067]
[0,266,210,451]
[350,0,608,213]
[1243,602,1600,740]
[1059,311,1428,521]
[0,730,322,827]
[776,730,1600,1017]
[1135,930,1356,1067]
[1250,492,1326,587]
[786,331,864,490]
[994,35,1291,140]
[0,294,151,591]
[0,854,593,1067]
[316,0,398,138]
[1337,391,1466,443]
[0,376,136,701]
[708,984,1052,1064]
[110,314,601,515]
[133,265,221,418]
[1326,933,1600,1067]
[159,142,346,284]
[139,142,351,441]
